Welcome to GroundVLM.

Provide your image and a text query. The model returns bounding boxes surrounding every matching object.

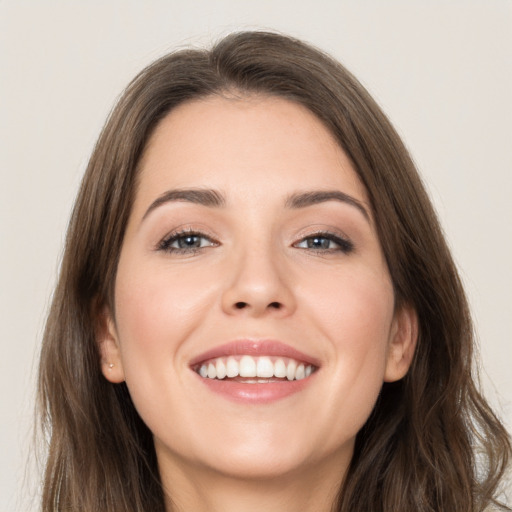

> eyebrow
[142,188,226,220]
[142,187,370,223]
[285,190,370,222]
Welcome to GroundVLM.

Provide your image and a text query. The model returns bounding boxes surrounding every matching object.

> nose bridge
[221,234,295,316]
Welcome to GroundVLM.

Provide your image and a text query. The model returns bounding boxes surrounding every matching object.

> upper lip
[189,339,321,368]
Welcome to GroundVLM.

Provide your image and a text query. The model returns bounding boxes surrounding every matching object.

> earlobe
[384,304,418,383]
[96,305,125,384]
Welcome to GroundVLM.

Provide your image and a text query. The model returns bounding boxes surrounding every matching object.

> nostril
[233,301,281,310]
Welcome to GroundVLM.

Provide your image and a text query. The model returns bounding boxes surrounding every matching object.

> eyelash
[157,230,354,255]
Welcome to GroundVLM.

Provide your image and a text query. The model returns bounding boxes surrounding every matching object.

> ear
[384,303,418,382]
[96,305,125,383]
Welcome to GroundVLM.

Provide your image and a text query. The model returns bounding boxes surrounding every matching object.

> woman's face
[100,95,416,482]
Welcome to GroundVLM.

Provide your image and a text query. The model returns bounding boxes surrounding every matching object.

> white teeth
[256,356,274,378]
[286,360,297,381]
[274,358,287,378]
[216,359,227,379]
[197,355,316,381]
[226,356,239,378]
[207,363,217,379]
[239,355,257,377]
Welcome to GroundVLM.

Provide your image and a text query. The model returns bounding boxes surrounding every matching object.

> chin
[200,448,322,481]
[157,422,354,484]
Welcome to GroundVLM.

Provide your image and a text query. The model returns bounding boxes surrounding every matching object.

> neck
[159,452,348,512]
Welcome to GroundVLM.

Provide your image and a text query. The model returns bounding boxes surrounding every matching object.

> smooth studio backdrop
[1,1,511,510]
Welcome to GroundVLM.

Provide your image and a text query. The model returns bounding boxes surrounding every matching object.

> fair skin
[98,95,417,512]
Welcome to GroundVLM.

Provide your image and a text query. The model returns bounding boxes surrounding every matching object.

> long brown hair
[38,31,511,511]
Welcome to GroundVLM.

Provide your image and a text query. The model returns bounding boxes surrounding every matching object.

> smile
[195,355,317,381]
[190,340,320,403]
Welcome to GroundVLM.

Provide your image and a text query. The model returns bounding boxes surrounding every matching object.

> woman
[38,31,511,511]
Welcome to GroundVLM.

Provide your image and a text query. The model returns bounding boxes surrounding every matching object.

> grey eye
[296,237,336,250]
[294,233,354,254]
[172,234,211,249]
[159,231,217,253]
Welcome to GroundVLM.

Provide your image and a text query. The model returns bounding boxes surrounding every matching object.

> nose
[221,244,297,318]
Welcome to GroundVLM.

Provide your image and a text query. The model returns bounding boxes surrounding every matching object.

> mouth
[190,340,319,403]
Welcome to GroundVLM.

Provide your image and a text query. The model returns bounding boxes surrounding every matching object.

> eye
[158,230,218,254]
[294,232,353,253]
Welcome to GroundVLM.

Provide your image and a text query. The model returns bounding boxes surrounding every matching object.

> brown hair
[38,31,511,511]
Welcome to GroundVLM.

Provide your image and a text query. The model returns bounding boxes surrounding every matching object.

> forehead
[134,95,368,211]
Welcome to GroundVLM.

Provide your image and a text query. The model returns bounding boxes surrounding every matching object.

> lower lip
[196,375,315,404]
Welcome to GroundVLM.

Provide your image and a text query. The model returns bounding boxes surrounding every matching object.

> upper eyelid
[296,230,345,240]
[165,228,214,239]
[292,227,352,243]
[161,226,217,240]
[168,231,216,243]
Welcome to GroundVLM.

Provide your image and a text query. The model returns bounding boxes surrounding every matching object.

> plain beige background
[1,1,511,510]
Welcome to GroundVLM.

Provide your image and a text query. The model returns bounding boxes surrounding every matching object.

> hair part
[38,31,511,511]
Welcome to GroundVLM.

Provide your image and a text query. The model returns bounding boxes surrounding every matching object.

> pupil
[179,236,200,248]
[309,237,329,249]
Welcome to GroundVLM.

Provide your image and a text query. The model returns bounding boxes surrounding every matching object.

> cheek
[300,264,394,416]
[112,258,222,438]
[113,258,217,383]
[116,258,212,334]
[303,262,394,347]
